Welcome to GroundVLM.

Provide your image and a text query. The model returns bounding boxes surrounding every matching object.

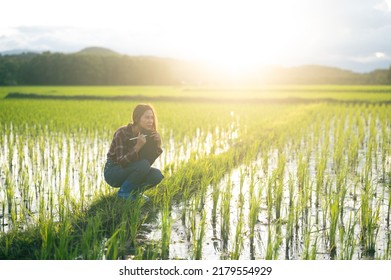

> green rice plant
[231,189,245,260]
[265,225,273,260]
[38,218,56,259]
[53,218,74,259]
[336,165,348,222]
[104,226,123,260]
[310,237,318,260]
[160,192,172,260]
[190,204,206,260]
[363,140,374,184]
[388,179,391,229]
[266,176,273,222]
[315,146,327,208]
[386,231,391,260]
[220,176,232,252]
[332,113,346,174]
[265,225,282,260]
[359,181,381,258]
[347,134,359,171]
[285,176,295,259]
[211,181,220,228]
[199,166,212,210]
[180,169,193,223]
[79,214,103,260]
[4,170,17,230]
[302,225,317,260]
[296,152,311,227]
[261,150,269,175]
[338,213,357,260]
[320,177,332,234]
[1,200,5,231]
[273,152,286,221]
[248,170,261,236]
[329,193,340,258]
[127,197,148,249]
[380,110,388,182]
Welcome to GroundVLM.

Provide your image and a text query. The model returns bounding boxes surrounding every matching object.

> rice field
[0,86,390,260]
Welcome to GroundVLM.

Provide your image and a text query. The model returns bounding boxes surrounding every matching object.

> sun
[162,0,314,79]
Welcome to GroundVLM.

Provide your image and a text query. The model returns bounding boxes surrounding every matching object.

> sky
[1,0,391,73]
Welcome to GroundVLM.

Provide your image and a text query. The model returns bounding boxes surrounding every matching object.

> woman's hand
[134,132,147,152]
[150,131,162,147]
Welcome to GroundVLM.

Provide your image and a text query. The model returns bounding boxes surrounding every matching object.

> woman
[104,104,164,200]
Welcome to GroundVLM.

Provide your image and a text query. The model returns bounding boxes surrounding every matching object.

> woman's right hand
[134,132,146,152]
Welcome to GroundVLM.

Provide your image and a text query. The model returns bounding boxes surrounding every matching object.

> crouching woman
[104,104,164,200]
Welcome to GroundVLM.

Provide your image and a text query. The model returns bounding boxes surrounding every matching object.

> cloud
[0,25,175,56]
[0,26,75,52]
[351,52,391,63]
[375,52,386,58]
[374,1,391,11]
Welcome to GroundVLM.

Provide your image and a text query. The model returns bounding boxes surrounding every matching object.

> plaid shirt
[107,123,162,167]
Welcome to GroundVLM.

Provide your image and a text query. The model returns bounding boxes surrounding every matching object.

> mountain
[74,47,120,56]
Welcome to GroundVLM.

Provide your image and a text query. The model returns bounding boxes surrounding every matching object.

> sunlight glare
[169,0,314,78]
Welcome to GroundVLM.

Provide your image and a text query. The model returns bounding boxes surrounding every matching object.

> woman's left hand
[150,131,162,146]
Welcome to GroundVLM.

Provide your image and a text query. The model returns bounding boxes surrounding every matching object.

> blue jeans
[104,159,164,197]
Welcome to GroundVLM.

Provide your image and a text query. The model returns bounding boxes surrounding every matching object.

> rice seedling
[248,165,262,259]
[160,190,172,260]
[231,182,245,260]
[220,176,232,254]
[190,202,206,260]
[265,224,283,260]
[338,213,357,260]
[301,224,317,260]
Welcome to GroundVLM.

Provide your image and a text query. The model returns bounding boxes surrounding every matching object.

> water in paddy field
[0,121,239,233]
[143,115,391,260]
[144,161,389,259]
[0,127,108,232]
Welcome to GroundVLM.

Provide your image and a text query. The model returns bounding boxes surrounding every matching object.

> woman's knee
[104,165,121,188]
[136,159,151,172]
[150,168,164,184]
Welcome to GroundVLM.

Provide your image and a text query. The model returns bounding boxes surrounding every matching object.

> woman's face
[138,109,154,131]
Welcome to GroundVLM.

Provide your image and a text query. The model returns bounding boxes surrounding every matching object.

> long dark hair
[132,104,158,131]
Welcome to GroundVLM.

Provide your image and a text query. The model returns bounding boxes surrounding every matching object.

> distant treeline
[1,48,391,85]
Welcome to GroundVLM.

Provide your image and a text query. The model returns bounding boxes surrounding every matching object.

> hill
[74,47,120,56]
[0,47,390,85]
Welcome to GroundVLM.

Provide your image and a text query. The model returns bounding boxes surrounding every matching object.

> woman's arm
[150,131,162,149]
[139,130,163,164]
[113,130,140,166]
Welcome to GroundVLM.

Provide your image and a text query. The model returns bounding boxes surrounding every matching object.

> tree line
[1,49,391,86]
